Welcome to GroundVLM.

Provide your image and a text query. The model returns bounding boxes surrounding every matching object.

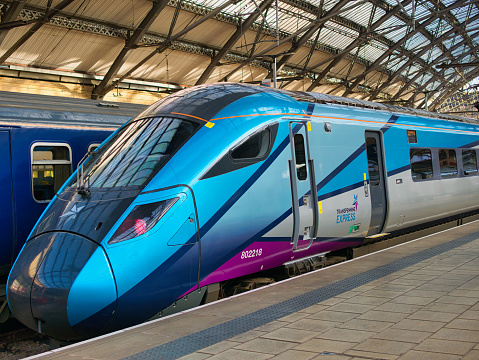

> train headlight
[108,198,179,245]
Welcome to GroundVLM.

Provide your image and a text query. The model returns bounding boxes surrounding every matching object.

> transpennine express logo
[336,195,358,223]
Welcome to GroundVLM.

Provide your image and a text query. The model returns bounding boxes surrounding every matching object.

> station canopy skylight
[0,0,478,110]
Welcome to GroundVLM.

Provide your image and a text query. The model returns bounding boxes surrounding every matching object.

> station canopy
[0,0,478,110]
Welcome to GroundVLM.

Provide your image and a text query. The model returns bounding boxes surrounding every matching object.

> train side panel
[311,120,371,239]
[384,121,479,233]
[0,130,14,273]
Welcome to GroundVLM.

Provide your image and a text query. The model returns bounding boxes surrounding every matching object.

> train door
[0,131,14,271]
[288,121,319,251]
[365,131,387,235]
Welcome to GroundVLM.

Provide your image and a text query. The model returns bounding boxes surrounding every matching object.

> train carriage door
[288,121,319,251]
[0,131,14,270]
[365,131,387,235]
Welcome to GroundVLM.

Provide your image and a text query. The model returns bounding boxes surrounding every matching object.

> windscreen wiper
[76,151,95,196]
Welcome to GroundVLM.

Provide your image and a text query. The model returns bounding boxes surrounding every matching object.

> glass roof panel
[379,16,408,42]
[339,2,385,28]
[355,43,385,63]
[421,47,442,62]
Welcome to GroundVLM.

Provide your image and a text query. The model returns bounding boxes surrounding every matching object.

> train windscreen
[69,117,199,189]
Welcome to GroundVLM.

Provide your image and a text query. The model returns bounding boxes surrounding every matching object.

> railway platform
[25,220,479,360]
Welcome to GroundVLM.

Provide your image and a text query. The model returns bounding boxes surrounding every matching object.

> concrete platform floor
[26,220,479,360]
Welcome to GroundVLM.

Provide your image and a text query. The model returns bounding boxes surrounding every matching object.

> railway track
[0,318,49,360]
[0,325,37,345]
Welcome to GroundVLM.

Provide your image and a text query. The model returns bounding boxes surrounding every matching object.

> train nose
[7,232,117,341]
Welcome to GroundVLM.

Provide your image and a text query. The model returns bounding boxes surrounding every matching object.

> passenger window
[410,148,433,181]
[32,144,72,202]
[366,137,380,186]
[231,128,270,160]
[462,150,478,176]
[294,134,307,181]
[439,149,457,178]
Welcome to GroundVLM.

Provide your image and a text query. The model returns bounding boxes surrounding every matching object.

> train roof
[289,90,478,124]
[0,90,147,129]
[139,83,478,126]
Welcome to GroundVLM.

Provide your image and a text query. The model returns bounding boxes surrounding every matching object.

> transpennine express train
[0,91,145,322]
[7,83,479,341]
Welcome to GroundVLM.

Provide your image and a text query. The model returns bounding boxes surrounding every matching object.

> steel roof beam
[264,0,351,79]
[429,65,479,110]
[195,0,274,85]
[101,0,240,95]
[436,0,477,52]
[321,0,466,95]
[412,68,471,109]
[281,0,395,48]
[0,0,395,90]
[367,11,479,101]
[305,0,412,92]
[342,0,468,98]
[91,0,169,100]
[239,12,270,81]
[391,30,479,101]
[219,0,366,83]
[0,0,75,64]
[0,0,24,45]
[5,0,333,70]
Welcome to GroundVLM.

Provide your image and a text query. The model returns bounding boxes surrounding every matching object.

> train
[7,83,479,341]
[0,91,146,322]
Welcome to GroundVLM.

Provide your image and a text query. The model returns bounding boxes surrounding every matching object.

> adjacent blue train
[0,91,145,321]
[7,83,479,341]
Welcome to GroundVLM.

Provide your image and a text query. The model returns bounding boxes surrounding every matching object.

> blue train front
[7,84,222,341]
[6,84,289,340]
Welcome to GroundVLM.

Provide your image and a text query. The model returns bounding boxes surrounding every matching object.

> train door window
[294,134,307,181]
[366,136,380,186]
[31,143,72,202]
[462,150,478,176]
[439,149,457,178]
[410,148,433,181]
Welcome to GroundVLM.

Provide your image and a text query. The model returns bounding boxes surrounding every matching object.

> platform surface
[27,221,479,360]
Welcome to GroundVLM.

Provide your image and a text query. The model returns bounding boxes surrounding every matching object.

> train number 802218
[241,248,263,259]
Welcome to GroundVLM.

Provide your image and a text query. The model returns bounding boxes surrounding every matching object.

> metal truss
[0,0,477,108]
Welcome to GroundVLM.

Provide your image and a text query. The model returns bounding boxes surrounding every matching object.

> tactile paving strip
[122,230,479,360]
